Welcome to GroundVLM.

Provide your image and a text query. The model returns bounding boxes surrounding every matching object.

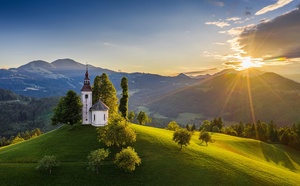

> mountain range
[1,59,300,126]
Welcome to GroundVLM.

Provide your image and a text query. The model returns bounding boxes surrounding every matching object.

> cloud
[226,17,241,21]
[183,67,220,76]
[237,8,300,59]
[209,0,225,7]
[255,0,293,15]
[223,61,242,68]
[205,21,230,28]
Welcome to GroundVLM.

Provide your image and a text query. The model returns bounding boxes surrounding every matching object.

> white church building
[81,67,109,127]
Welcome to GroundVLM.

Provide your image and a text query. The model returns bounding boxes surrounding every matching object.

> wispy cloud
[183,67,220,76]
[209,0,225,7]
[255,0,293,15]
[205,21,230,28]
[226,17,241,21]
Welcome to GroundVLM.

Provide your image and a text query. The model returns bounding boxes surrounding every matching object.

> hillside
[148,69,300,126]
[0,124,299,185]
[0,88,59,137]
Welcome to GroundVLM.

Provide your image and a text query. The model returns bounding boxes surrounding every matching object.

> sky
[1,0,300,76]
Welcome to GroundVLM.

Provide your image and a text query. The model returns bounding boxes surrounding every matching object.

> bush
[114,146,141,173]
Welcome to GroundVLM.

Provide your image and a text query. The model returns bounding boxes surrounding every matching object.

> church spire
[81,64,92,91]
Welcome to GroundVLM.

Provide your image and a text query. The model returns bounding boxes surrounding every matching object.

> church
[80,67,109,127]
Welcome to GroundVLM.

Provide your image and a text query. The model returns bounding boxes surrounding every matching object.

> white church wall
[91,110,109,127]
[81,91,92,124]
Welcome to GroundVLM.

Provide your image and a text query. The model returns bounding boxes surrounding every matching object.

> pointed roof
[90,100,109,111]
[81,64,92,91]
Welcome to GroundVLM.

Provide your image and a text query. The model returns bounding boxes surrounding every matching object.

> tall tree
[51,90,82,126]
[119,77,129,120]
[92,76,101,104]
[92,73,118,114]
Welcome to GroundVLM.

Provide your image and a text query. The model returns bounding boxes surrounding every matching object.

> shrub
[114,146,141,173]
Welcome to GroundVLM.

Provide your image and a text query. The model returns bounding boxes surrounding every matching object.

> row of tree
[0,128,42,147]
[198,118,300,150]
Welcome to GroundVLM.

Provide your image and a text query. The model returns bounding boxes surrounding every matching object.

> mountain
[147,69,300,126]
[0,124,299,185]
[0,59,198,109]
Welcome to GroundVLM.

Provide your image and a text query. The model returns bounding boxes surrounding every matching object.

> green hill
[0,124,299,186]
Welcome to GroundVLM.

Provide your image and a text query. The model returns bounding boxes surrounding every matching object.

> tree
[199,120,211,132]
[51,90,82,126]
[97,114,136,147]
[36,155,60,174]
[199,131,212,146]
[114,146,141,173]
[172,128,192,150]
[128,111,135,122]
[92,73,118,114]
[167,121,179,131]
[92,76,101,104]
[119,77,129,120]
[87,148,110,174]
[137,111,151,125]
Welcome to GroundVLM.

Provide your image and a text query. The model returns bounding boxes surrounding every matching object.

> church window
[104,114,106,121]
[94,114,95,121]
[85,94,88,99]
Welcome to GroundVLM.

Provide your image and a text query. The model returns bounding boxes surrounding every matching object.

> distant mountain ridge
[0,58,198,108]
[2,59,300,126]
[147,69,300,125]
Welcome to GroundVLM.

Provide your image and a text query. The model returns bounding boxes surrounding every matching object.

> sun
[241,57,255,69]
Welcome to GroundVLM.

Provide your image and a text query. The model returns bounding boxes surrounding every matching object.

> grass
[0,124,299,186]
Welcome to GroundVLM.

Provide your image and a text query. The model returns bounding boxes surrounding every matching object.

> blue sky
[1,0,300,75]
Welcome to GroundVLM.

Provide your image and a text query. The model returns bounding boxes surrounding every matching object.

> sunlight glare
[241,57,254,69]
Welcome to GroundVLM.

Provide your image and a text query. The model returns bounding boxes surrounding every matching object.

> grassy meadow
[0,124,299,186]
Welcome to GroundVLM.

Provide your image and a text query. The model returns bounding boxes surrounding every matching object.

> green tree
[87,148,110,174]
[137,111,151,125]
[51,90,82,126]
[199,120,211,132]
[128,111,135,122]
[97,115,136,147]
[36,155,60,174]
[172,128,192,150]
[114,146,141,173]
[92,76,101,104]
[119,77,129,120]
[167,121,180,131]
[199,131,212,146]
[92,73,118,114]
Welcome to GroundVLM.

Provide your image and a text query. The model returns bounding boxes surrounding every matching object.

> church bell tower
[81,65,92,124]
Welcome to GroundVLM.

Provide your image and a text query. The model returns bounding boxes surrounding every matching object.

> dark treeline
[199,117,300,150]
[0,128,42,147]
[0,94,59,137]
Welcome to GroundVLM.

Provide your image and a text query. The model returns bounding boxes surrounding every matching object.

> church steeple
[81,64,92,91]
